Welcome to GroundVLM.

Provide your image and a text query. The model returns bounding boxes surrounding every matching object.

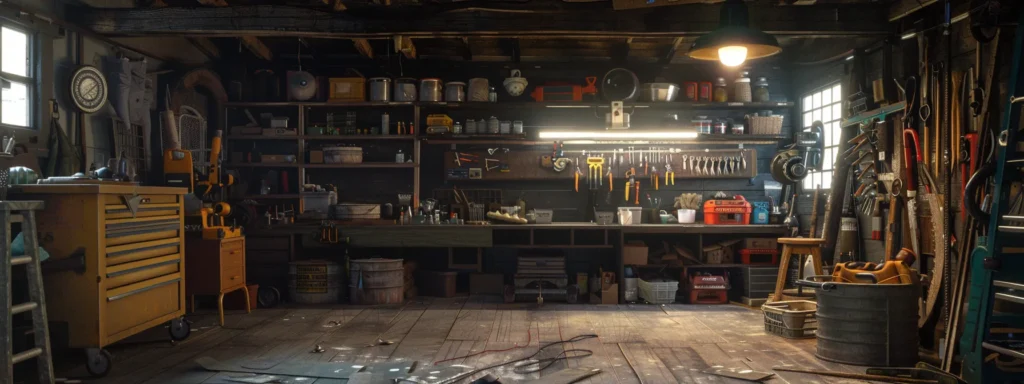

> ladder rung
[995,280,1024,290]
[1003,215,1024,221]
[11,348,41,364]
[983,342,1024,360]
[995,292,1024,305]
[11,302,37,315]
[10,256,31,266]
[998,225,1024,233]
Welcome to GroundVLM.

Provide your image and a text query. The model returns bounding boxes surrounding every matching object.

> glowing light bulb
[718,46,748,67]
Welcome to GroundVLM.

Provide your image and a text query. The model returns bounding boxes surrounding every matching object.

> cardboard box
[623,242,648,265]
[470,273,505,295]
[601,283,619,304]
[742,238,778,250]
[309,150,324,164]
[601,271,616,290]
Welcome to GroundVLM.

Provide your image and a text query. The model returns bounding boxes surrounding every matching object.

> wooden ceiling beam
[73,4,891,38]
[187,37,220,59]
[352,38,373,58]
[239,36,273,61]
[888,0,937,22]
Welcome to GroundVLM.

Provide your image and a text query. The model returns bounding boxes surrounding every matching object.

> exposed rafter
[394,35,416,59]
[661,36,684,64]
[72,4,891,39]
[352,38,373,58]
[240,36,273,61]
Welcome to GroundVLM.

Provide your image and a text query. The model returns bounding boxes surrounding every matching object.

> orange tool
[634,179,640,204]
[651,166,659,190]
[574,157,582,192]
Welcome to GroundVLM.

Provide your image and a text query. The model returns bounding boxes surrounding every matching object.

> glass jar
[453,121,463,134]
[753,77,770,102]
[734,72,752,103]
[713,77,728,102]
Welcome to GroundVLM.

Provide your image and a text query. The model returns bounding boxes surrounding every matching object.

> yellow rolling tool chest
[10,184,189,378]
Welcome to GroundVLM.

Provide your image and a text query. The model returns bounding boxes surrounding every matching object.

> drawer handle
[230,250,239,255]
[107,278,180,302]
[231,276,240,280]
[106,259,180,278]
[141,198,151,203]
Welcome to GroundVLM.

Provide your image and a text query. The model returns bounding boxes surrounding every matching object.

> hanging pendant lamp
[687,0,782,67]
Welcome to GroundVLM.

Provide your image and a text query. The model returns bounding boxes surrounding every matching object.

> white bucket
[677,209,696,223]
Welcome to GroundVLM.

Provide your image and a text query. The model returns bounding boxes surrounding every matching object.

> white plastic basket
[638,279,679,304]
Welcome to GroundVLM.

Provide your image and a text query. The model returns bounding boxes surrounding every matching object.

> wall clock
[70,65,107,113]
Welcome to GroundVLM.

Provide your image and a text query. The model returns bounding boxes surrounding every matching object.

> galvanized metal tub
[287,260,342,304]
[797,275,920,367]
[350,258,404,305]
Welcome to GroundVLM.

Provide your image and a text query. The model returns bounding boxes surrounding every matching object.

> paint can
[288,260,342,304]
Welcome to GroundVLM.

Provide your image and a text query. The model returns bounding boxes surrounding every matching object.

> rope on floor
[434,334,598,384]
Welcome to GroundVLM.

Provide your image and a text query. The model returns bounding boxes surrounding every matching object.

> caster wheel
[169,317,191,341]
[257,286,281,308]
[85,348,112,378]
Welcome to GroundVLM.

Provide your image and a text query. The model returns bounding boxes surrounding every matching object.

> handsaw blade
[921,193,947,328]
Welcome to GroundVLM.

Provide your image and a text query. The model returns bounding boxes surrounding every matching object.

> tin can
[698,82,713,102]
[683,82,698,101]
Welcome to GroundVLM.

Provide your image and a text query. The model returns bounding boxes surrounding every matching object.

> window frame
[800,82,843,190]
[0,21,37,131]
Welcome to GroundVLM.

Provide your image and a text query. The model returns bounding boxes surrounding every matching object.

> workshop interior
[1,0,1022,383]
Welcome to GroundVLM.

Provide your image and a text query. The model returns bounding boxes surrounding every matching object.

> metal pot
[368,77,391,102]
[419,78,442,102]
[641,83,679,102]
[444,82,466,102]
[796,275,920,367]
[394,78,417,101]
[601,68,639,101]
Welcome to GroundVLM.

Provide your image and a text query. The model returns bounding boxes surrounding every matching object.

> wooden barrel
[350,258,404,305]
[288,260,342,304]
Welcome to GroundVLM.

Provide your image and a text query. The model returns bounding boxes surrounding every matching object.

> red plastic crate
[689,289,728,304]
[739,249,779,265]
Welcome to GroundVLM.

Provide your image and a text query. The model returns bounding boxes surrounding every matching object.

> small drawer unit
[739,266,780,299]
[186,236,251,326]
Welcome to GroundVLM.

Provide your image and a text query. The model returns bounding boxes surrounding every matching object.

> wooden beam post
[187,37,220,60]
[240,36,272,61]
[393,35,416,59]
[352,38,373,58]
[662,36,684,64]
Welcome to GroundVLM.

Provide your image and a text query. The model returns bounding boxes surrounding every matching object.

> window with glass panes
[801,84,842,190]
[1,25,34,129]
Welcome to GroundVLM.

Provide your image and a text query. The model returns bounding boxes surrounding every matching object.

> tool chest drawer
[10,184,188,350]
[220,266,246,289]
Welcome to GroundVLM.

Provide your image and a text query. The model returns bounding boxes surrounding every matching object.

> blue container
[752,201,770,224]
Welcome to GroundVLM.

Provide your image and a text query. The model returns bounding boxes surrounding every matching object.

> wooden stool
[772,238,825,302]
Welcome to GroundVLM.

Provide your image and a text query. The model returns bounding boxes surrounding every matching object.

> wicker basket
[748,115,785,135]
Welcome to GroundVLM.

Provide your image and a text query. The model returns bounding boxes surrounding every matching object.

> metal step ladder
[959,7,1024,384]
[1,201,55,384]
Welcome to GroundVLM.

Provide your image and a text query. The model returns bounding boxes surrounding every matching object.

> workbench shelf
[425,135,787,146]
[226,163,300,168]
[226,136,300,141]
[417,101,795,110]
[304,135,417,140]
[226,101,417,108]
[242,194,301,199]
[304,163,418,169]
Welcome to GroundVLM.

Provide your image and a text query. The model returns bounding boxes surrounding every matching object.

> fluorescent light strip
[538,130,699,140]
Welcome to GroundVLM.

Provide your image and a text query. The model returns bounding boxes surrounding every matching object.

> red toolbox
[739,249,780,265]
[685,273,730,304]
[703,195,752,225]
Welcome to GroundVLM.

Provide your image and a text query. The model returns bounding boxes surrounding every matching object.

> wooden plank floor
[53,297,881,383]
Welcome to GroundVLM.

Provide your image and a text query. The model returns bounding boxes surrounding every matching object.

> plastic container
[703,196,752,225]
[533,209,553,224]
[677,209,696,223]
[739,249,780,265]
[623,278,639,302]
[638,279,678,304]
[302,191,334,214]
[595,211,614,225]
[762,300,817,339]
[617,207,642,225]
[394,78,417,101]
[324,146,362,164]
[465,119,477,134]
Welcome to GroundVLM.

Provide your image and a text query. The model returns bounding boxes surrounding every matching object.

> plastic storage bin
[617,207,642,225]
[762,300,817,338]
[638,279,679,304]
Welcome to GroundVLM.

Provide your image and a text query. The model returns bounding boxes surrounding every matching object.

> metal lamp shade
[687,0,781,62]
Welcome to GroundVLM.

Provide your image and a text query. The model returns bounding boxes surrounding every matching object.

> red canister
[698,82,713,102]
[684,82,698,101]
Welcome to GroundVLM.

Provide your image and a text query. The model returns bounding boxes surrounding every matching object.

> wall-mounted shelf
[227,135,299,140]
[304,163,417,169]
[425,134,787,146]
[226,163,300,168]
[304,135,417,140]
[226,100,794,110]
[242,194,300,199]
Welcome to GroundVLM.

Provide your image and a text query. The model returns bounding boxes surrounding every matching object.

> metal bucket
[350,258,404,305]
[796,275,920,367]
[288,260,342,304]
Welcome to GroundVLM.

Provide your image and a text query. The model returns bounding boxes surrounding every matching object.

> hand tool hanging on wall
[587,157,604,190]
[574,158,582,192]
